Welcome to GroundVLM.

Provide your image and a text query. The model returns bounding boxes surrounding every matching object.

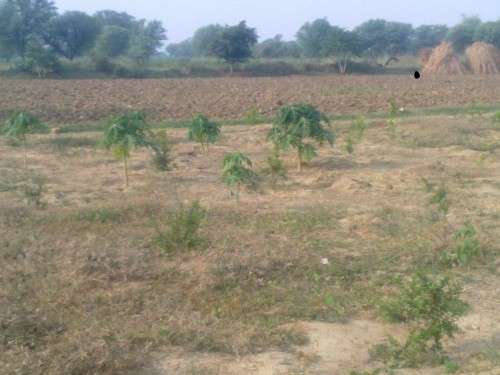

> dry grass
[1,112,500,374]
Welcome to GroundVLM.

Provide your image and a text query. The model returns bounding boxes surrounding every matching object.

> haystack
[466,42,500,74]
[423,42,466,75]
[419,48,433,66]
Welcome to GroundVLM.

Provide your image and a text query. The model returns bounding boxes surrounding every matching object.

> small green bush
[262,153,287,183]
[430,185,449,214]
[222,153,259,202]
[377,272,468,368]
[188,114,221,153]
[494,112,500,125]
[154,201,206,254]
[22,175,47,208]
[345,117,366,155]
[441,224,481,267]
[243,107,265,124]
[148,130,173,171]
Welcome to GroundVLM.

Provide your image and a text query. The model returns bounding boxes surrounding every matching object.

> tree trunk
[229,62,233,76]
[123,156,129,187]
[23,140,27,169]
[297,150,303,172]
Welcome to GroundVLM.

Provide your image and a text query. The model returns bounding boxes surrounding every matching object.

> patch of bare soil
[1,75,500,123]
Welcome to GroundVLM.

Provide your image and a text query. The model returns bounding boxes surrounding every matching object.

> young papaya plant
[222,152,258,202]
[102,111,150,187]
[188,114,221,153]
[2,111,47,169]
[268,104,335,171]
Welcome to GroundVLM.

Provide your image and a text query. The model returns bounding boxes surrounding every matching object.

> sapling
[222,152,258,202]
[2,111,47,169]
[102,111,150,187]
[345,117,366,155]
[188,114,221,154]
[268,104,335,171]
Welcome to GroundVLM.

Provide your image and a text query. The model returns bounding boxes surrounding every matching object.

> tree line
[0,0,499,75]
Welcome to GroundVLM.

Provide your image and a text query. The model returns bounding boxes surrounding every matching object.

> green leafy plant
[243,107,265,125]
[188,114,221,153]
[441,224,481,267]
[430,185,449,214]
[222,152,258,202]
[262,152,287,184]
[386,118,397,140]
[345,117,366,155]
[2,111,47,168]
[388,98,399,116]
[268,104,335,171]
[154,201,206,254]
[377,272,468,368]
[102,111,150,187]
[494,112,500,124]
[148,130,173,171]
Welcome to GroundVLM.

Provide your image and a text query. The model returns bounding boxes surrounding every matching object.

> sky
[55,0,499,44]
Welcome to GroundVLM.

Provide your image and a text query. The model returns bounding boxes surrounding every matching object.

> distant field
[1,75,500,124]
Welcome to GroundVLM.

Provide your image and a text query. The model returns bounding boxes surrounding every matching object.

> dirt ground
[1,113,500,374]
[1,75,500,123]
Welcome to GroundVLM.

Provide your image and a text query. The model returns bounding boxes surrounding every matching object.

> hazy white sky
[55,0,499,43]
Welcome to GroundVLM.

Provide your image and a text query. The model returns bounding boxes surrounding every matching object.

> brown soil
[2,75,500,123]
[466,42,500,74]
[424,42,467,75]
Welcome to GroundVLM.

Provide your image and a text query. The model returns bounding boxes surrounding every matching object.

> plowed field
[2,74,500,123]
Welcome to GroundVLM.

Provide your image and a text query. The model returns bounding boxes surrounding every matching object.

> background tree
[296,18,334,58]
[268,104,335,172]
[474,20,500,48]
[222,152,258,202]
[211,21,257,73]
[22,34,59,77]
[47,11,99,60]
[166,39,193,59]
[128,20,167,65]
[102,111,150,187]
[254,34,301,59]
[446,16,482,52]
[93,10,136,30]
[191,24,223,57]
[328,27,361,73]
[354,19,390,58]
[2,111,46,168]
[93,25,130,58]
[411,24,449,51]
[384,21,413,55]
[188,114,221,153]
[0,0,57,60]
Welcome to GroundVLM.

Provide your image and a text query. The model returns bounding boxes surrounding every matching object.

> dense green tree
[166,39,193,59]
[474,20,500,48]
[47,11,99,60]
[192,24,223,57]
[94,25,130,58]
[22,33,59,77]
[93,10,135,30]
[0,0,57,60]
[354,19,389,57]
[296,18,333,58]
[254,34,301,58]
[128,19,167,64]
[446,16,482,52]
[211,21,257,73]
[384,21,413,55]
[412,24,449,51]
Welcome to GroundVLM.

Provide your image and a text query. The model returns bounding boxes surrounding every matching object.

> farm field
[1,75,500,123]
[1,106,500,374]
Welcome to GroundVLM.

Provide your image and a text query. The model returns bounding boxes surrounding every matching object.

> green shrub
[2,111,47,168]
[268,104,335,171]
[494,112,500,125]
[262,152,287,183]
[377,272,468,368]
[101,111,150,186]
[222,152,259,202]
[154,201,206,254]
[148,130,173,171]
[441,224,481,267]
[430,185,449,214]
[188,114,221,153]
[243,107,265,124]
[345,117,366,155]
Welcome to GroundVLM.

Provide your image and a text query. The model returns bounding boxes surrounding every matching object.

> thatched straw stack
[423,42,466,75]
[465,42,500,74]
